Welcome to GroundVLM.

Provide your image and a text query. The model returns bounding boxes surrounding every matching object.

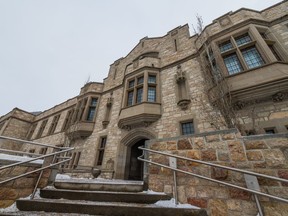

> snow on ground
[55,175,143,185]
[0,189,42,214]
[154,198,200,209]
[0,153,43,165]
[55,174,72,180]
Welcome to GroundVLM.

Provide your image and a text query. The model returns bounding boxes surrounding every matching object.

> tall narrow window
[97,137,107,166]
[27,123,37,140]
[136,87,143,103]
[181,121,194,135]
[62,109,74,131]
[36,119,48,138]
[48,114,60,135]
[79,98,88,121]
[148,87,156,102]
[86,98,98,121]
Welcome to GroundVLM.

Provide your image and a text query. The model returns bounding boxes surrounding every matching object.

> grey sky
[0,0,281,116]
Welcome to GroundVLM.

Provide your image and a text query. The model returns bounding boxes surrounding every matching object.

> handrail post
[169,157,178,205]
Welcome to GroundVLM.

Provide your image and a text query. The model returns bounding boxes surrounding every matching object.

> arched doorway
[115,129,155,180]
[127,139,147,180]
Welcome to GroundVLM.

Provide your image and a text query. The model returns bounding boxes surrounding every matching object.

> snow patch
[0,153,43,165]
[154,198,200,209]
[142,189,165,195]
[0,202,18,213]
[55,174,72,180]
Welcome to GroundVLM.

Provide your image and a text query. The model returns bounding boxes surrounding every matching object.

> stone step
[41,188,170,204]
[54,179,144,192]
[16,199,207,216]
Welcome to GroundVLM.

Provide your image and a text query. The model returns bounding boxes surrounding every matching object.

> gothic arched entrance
[127,139,147,180]
[115,129,155,180]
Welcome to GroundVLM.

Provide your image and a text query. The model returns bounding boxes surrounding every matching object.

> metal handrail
[139,147,288,184]
[0,135,64,149]
[138,146,288,215]
[0,135,74,199]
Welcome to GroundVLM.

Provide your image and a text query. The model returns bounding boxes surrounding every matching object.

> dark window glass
[87,107,96,121]
[148,75,156,84]
[235,33,252,46]
[147,87,156,102]
[97,137,107,166]
[91,98,98,106]
[242,47,264,69]
[181,121,194,135]
[223,53,243,75]
[127,91,134,106]
[128,80,135,88]
[137,76,144,85]
[264,128,276,134]
[219,40,233,53]
[268,45,282,61]
[136,87,143,103]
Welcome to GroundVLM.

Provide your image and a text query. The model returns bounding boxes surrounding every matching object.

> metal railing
[0,135,74,199]
[138,146,288,216]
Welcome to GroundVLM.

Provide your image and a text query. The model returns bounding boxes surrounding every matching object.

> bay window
[125,72,158,107]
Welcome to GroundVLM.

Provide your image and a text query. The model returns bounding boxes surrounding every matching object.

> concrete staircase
[9,179,207,216]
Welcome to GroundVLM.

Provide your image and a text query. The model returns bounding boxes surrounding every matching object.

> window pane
[148,86,156,102]
[219,40,233,53]
[136,88,143,103]
[235,33,251,46]
[223,53,243,75]
[86,107,96,121]
[91,98,98,106]
[148,75,156,84]
[137,76,144,85]
[127,91,134,106]
[100,137,107,148]
[181,122,194,135]
[128,80,135,88]
[242,47,264,69]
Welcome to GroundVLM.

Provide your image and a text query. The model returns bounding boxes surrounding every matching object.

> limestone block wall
[0,163,50,208]
[237,100,288,134]
[147,129,288,216]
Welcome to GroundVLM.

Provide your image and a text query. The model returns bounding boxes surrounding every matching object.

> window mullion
[143,72,148,101]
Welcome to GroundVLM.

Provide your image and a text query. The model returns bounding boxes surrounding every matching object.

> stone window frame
[72,96,99,123]
[69,151,81,169]
[264,127,277,134]
[27,123,37,140]
[48,114,61,135]
[62,109,74,131]
[180,119,195,135]
[96,136,107,167]
[36,119,48,139]
[216,25,286,76]
[124,71,159,107]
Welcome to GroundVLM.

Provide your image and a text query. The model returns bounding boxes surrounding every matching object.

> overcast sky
[0,0,282,116]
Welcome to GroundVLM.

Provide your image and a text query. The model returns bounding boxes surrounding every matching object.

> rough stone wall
[147,130,288,216]
[237,100,288,134]
[0,163,50,208]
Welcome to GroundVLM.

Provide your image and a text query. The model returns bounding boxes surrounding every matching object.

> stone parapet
[146,130,288,216]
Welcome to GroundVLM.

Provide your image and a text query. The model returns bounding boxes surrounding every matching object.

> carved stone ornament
[272,92,284,102]
[175,65,186,83]
[107,97,113,107]
[233,101,245,110]
[177,99,191,110]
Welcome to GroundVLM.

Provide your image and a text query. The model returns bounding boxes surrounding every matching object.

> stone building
[1,1,288,180]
